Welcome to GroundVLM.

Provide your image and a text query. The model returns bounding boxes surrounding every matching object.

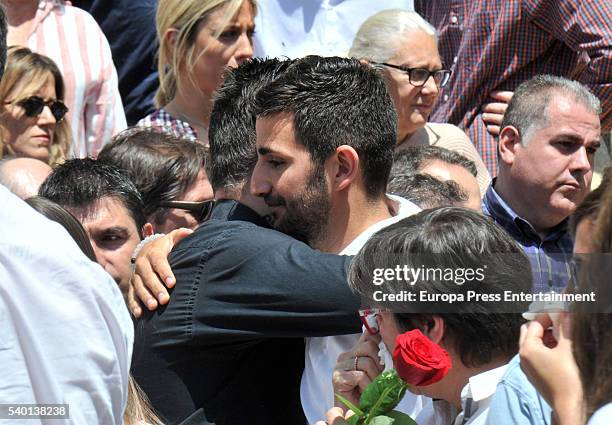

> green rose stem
[335,370,417,425]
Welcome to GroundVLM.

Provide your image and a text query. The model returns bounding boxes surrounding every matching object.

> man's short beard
[273,165,331,246]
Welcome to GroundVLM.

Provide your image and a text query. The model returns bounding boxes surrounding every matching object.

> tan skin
[1,0,39,46]
[381,30,509,145]
[250,113,391,254]
[68,197,153,299]
[496,95,601,235]
[163,0,255,141]
[1,75,58,162]
[418,160,482,211]
[328,313,509,422]
[151,170,214,234]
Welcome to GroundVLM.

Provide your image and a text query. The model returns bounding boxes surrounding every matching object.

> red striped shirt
[415,0,611,175]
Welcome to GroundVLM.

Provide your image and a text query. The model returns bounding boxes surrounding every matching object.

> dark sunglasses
[158,200,215,222]
[14,96,69,122]
[370,61,452,88]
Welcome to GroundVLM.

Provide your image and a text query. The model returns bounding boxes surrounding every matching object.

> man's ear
[142,222,155,238]
[424,316,445,345]
[332,145,360,192]
[498,125,522,166]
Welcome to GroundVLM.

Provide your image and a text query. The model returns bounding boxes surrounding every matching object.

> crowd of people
[0,1,610,425]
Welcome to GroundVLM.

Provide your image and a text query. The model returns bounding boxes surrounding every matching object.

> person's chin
[409,113,428,128]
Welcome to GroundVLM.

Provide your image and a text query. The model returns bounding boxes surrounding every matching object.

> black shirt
[132,200,360,425]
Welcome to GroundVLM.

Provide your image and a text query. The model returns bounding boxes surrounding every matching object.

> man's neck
[442,355,509,410]
[493,174,561,237]
[313,193,392,254]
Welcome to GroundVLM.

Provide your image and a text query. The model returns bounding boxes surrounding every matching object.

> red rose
[392,329,452,387]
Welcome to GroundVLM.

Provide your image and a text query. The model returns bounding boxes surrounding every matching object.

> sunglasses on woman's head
[158,200,215,222]
[15,96,69,122]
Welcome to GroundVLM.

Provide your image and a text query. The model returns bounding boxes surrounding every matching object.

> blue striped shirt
[482,183,573,293]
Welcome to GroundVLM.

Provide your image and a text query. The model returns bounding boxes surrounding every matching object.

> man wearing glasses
[98,127,214,233]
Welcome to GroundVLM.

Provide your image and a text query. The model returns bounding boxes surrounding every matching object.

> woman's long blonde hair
[0,46,72,165]
[154,0,255,107]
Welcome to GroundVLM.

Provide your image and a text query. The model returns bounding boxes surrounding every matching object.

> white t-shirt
[301,196,423,424]
[0,185,133,424]
[254,0,415,59]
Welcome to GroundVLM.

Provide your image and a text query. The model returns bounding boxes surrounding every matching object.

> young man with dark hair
[98,128,213,233]
[332,207,532,425]
[39,158,151,296]
[131,56,423,425]
[131,58,361,425]
[250,55,422,423]
[391,146,482,211]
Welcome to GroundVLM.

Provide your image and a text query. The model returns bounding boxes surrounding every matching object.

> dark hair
[0,7,6,81]
[388,173,467,209]
[98,127,208,225]
[255,56,397,199]
[569,166,611,238]
[209,57,293,192]
[349,207,532,367]
[573,182,612,418]
[392,146,478,178]
[38,158,146,237]
[25,196,97,262]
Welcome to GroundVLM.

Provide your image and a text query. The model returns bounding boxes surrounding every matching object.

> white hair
[348,9,437,63]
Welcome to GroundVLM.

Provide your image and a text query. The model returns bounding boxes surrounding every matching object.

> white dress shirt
[419,364,510,425]
[254,0,415,59]
[300,196,423,424]
[0,185,133,424]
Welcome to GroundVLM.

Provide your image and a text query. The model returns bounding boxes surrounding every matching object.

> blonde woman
[138,0,256,144]
[349,9,491,194]
[0,47,71,166]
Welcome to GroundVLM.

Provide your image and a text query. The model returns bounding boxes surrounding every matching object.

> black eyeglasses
[371,62,451,88]
[158,200,215,222]
[10,96,69,122]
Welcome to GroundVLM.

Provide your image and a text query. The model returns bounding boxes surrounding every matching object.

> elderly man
[0,156,52,199]
[484,75,601,292]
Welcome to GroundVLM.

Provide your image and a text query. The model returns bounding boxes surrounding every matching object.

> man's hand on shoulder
[129,228,193,317]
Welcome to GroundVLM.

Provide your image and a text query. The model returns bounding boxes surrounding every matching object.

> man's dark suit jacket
[132,200,360,425]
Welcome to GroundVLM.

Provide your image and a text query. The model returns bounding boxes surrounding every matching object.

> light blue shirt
[485,355,552,425]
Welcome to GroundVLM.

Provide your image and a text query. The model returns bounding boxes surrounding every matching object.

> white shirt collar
[461,364,509,403]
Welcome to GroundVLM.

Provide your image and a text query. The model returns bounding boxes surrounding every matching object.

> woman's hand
[128,228,193,317]
[519,312,585,425]
[482,90,513,136]
[332,331,385,410]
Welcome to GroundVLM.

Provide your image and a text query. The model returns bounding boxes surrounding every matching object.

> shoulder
[425,123,471,143]
[173,219,301,257]
[494,355,550,408]
[57,2,103,28]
